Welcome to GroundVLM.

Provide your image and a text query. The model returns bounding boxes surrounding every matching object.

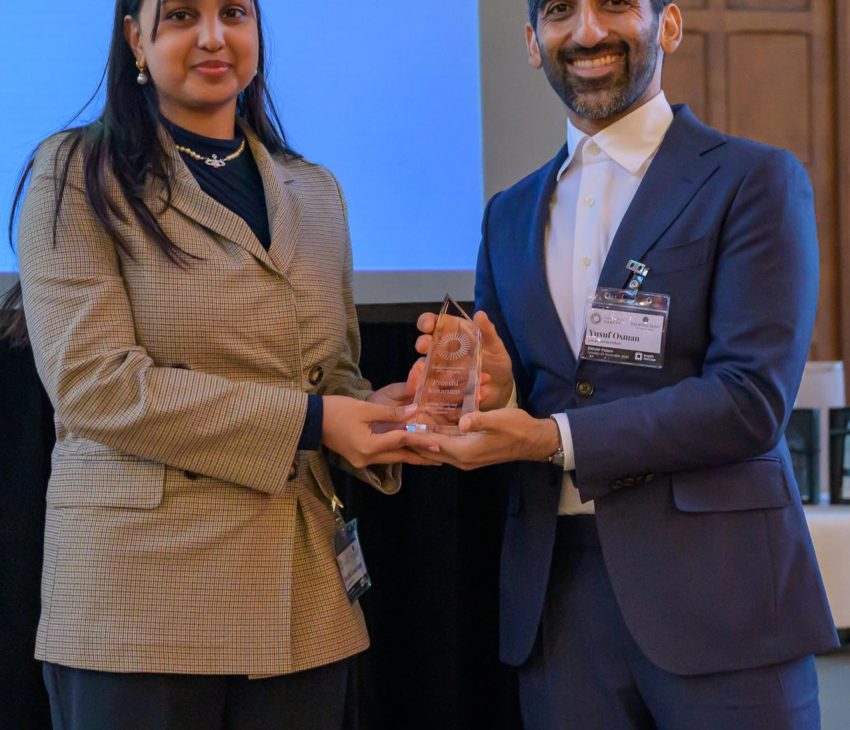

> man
[411,1,838,727]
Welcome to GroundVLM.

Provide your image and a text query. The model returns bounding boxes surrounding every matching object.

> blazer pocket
[48,454,165,509]
[672,457,791,513]
[645,236,711,274]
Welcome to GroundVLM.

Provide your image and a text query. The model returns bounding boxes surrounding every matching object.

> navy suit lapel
[519,142,579,374]
[598,106,725,290]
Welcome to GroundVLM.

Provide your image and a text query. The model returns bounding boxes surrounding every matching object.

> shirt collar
[557,91,674,179]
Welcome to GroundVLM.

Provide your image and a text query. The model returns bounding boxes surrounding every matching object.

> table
[804,505,850,630]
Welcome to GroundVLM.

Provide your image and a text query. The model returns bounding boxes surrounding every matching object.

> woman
[4,0,433,726]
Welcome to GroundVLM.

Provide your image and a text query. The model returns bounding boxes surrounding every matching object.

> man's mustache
[557,41,629,63]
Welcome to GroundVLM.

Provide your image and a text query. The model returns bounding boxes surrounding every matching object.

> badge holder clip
[624,259,650,300]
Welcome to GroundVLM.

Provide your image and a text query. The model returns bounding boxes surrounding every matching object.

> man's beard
[540,27,660,121]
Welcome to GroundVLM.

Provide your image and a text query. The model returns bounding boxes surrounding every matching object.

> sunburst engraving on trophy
[436,331,472,362]
[406,294,482,435]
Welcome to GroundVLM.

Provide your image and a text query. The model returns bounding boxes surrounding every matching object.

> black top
[163,117,272,251]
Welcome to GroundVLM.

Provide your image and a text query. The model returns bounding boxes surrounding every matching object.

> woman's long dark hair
[0,0,295,346]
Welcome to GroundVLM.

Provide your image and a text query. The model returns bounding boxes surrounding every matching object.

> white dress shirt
[546,92,674,514]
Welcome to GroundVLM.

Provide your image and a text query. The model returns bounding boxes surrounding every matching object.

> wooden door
[838,3,850,379]
[662,0,842,363]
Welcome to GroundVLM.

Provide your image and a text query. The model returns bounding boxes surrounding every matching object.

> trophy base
[406,423,464,435]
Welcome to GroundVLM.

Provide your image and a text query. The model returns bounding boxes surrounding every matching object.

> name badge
[335,517,372,603]
[580,288,670,368]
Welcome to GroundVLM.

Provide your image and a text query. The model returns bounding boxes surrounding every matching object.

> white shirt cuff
[550,412,577,471]
[505,382,518,409]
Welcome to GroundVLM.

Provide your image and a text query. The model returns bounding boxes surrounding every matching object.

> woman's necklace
[175,138,246,169]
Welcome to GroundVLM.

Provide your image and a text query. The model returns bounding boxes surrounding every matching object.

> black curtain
[1,342,54,730]
[0,317,522,730]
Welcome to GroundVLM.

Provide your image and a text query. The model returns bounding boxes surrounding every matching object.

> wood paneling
[663,32,708,120]
[664,0,841,365]
[726,33,810,163]
[727,0,810,10]
[806,0,840,363]
[838,1,850,374]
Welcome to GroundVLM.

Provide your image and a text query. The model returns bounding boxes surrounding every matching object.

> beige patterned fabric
[18,125,400,676]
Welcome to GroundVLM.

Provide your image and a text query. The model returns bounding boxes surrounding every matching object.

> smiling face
[527,0,682,133]
[124,0,260,137]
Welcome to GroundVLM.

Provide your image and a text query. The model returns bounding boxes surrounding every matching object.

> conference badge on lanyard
[331,495,372,603]
[580,261,670,369]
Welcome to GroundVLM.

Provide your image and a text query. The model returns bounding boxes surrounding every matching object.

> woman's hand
[413,309,514,410]
[367,381,415,409]
[321,395,438,468]
[366,381,417,434]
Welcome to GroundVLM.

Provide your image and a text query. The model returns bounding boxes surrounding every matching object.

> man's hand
[413,309,514,410]
[406,408,560,470]
[322,396,439,468]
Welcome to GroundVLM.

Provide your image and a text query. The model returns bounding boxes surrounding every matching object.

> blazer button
[288,463,298,481]
[576,381,595,398]
[308,365,324,386]
[184,470,199,480]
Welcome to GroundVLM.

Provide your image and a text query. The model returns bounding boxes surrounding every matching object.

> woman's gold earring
[136,59,149,86]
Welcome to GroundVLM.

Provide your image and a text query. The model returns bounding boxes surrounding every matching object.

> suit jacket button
[184,470,199,480]
[576,381,595,398]
[308,365,324,386]
[288,463,298,481]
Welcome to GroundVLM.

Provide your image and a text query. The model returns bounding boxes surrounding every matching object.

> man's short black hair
[527,1,673,30]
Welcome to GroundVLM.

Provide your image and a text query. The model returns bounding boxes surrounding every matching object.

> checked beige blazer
[18,124,400,676]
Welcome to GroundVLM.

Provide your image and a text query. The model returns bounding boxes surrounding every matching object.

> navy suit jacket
[477,105,838,674]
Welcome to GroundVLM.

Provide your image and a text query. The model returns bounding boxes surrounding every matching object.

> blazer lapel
[519,143,579,373]
[244,128,303,274]
[598,105,725,290]
[158,125,279,270]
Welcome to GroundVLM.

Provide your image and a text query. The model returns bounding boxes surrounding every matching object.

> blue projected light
[0,2,483,285]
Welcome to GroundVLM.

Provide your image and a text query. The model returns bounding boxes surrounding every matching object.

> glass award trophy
[406,294,482,434]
